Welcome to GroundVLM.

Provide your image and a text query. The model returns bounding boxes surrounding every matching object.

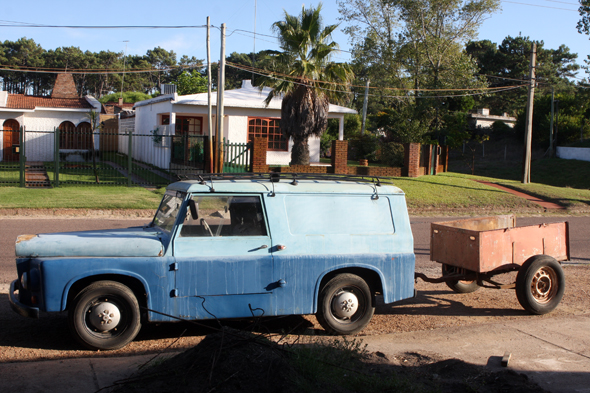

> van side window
[180,195,267,237]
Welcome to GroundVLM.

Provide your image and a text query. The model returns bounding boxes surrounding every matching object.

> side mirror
[188,199,199,220]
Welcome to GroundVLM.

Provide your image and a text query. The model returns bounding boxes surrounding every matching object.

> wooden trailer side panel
[431,219,569,273]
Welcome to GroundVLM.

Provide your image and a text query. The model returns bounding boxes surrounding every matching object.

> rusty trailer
[415,215,569,315]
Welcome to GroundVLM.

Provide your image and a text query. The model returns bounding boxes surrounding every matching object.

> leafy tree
[338,0,499,135]
[98,91,152,104]
[466,36,579,115]
[175,70,208,95]
[146,47,177,90]
[259,3,354,165]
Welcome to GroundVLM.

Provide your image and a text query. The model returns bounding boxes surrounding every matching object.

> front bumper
[9,279,39,319]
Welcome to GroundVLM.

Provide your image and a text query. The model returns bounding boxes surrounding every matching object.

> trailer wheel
[68,280,142,350]
[442,264,480,293]
[516,255,565,315]
[316,274,374,335]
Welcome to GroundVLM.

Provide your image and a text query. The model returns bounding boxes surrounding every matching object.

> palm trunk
[290,135,310,166]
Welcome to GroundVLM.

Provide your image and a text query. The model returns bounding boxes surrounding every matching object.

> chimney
[118,97,124,106]
[51,73,79,99]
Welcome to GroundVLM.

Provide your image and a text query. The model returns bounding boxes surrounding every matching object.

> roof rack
[176,172,391,187]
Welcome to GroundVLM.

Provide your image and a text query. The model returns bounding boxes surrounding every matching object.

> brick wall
[348,166,402,177]
[331,140,348,174]
[252,137,269,172]
[403,142,421,177]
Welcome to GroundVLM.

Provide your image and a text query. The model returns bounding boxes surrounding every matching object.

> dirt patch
[107,328,548,393]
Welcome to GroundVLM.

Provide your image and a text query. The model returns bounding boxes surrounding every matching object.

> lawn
[0,186,164,209]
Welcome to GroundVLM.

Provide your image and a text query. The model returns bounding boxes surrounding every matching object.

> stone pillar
[403,142,421,178]
[252,137,269,173]
[332,140,348,175]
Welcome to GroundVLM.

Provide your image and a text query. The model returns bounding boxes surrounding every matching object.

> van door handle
[249,245,268,252]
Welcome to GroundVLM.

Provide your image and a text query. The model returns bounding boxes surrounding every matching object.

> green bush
[378,142,404,167]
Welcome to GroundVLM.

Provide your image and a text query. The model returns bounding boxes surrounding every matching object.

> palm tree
[260,3,354,165]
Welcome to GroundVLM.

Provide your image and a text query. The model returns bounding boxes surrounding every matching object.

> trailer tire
[516,255,565,315]
[68,280,142,350]
[442,264,480,294]
[316,274,374,335]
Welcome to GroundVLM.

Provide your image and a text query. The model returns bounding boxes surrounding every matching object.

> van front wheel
[68,281,141,350]
[316,274,374,335]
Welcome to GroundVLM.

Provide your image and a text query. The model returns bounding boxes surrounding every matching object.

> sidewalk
[1,314,588,393]
[475,180,565,210]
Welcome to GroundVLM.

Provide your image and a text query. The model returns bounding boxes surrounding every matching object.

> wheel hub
[332,291,359,319]
[531,268,555,303]
[88,301,121,332]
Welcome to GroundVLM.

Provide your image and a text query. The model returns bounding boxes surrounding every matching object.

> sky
[0,0,588,79]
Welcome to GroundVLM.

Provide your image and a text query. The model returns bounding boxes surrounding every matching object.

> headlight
[20,272,28,290]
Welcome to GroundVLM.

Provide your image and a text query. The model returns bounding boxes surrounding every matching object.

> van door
[171,194,274,319]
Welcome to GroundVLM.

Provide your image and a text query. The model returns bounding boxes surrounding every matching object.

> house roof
[102,102,135,114]
[134,80,357,115]
[4,94,94,110]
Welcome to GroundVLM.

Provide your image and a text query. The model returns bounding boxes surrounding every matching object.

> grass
[2,142,590,214]
[0,186,164,209]
[388,173,539,213]
[290,337,411,393]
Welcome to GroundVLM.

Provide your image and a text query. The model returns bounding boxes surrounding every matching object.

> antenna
[253,0,257,81]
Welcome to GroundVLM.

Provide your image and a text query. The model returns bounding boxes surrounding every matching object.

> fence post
[54,127,60,187]
[19,126,25,187]
[127,131,133,187]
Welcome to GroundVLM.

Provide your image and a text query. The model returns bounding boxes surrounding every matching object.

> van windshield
[152,191,185,233]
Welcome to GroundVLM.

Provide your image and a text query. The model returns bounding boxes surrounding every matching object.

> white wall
[556,147,590,162]
[1,110,93,162]
[133,100,324,168]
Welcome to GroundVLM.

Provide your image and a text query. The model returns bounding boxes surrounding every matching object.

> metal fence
[0,128,208,188]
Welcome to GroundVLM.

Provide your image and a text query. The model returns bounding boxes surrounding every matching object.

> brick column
[403,143,421,177]
[331,140,348,175]
[252,137,269,173]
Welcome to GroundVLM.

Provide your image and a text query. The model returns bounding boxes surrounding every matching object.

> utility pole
[361,79,370,135]
[522,42,536,184]
[549,88,554,158]
[216,23,226,173]
[207,17,214,173]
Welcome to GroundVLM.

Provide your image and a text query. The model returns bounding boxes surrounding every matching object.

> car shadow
[375,289,526,317]
[0,292,314,354]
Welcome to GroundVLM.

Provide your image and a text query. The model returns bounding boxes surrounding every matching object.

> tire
[316,273,374,335]
[516,255,565,315]
[68,280,142,350]
[442,264,480,294]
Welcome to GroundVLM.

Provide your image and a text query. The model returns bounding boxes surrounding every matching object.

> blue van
[10,174,415,350]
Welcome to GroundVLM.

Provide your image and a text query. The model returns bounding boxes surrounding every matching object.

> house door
[171,194,274,319]
[2,119,20,162]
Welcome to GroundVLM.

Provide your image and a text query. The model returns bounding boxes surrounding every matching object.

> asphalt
[0,313,588,393]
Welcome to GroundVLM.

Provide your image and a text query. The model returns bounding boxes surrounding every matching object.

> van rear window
[285,195,394,235]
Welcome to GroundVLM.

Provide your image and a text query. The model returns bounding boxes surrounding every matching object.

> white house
[467,108,516,130]
[133,80,357,166]
[0,74,101,162]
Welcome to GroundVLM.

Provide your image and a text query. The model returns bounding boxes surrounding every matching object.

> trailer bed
[430,215,570,273]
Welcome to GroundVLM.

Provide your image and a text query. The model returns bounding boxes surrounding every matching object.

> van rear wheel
[316,274,374,335]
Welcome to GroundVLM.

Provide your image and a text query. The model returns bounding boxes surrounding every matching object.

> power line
[0,64,200,74]
[502,0,578,11]
[0,20,209,29]
[227,61,528,92]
